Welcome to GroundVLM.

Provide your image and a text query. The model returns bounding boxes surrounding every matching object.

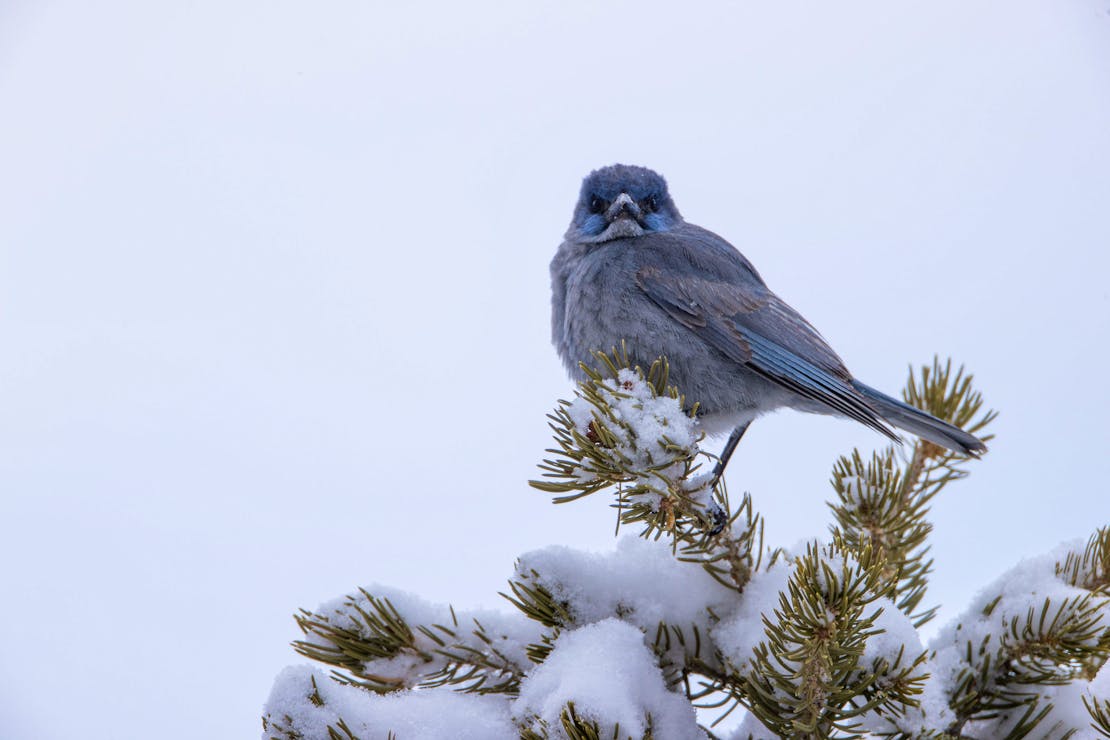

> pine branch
[676,487,768,594]
[519,701,646,740]
[945,580,1110,736]
[292,590,529,695]
[829,448,936,625]
[262,712,306,740]
[830,358,996,628]
[261,675,367,740]
[530,345,714,531]
[1057,528,1110,596]
[652,619,724,694]
[501,570,571,664]
[520,354,995,735]
[292,593,427,691]
[1085,693,1110,738]
[270,355,1080,739]
[899,358,997,497]
[326,719,361,740]
[529,345,766,595]
[737,542,929,739]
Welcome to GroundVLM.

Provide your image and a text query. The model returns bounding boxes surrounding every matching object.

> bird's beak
[606,192,643,224]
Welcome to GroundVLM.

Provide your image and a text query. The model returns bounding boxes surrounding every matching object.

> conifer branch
[899,358,997,498]
[523,353,1001,735]
[530,344,712,529]
[292,590,530,695]
[326,719,361,740]
[736,542,929,739]
[830,358,996,628]
[263,355,1110,740]
[528,345,765,594]
[262,712,305,739]
[501,570,570,664]
[1057,528,1110,597]
[829,448,936,625]
[519,702,646,740]
[679,488,768,594]
[945,541,1110,738]
[1085,693,1110,738]
[261,675,368,740]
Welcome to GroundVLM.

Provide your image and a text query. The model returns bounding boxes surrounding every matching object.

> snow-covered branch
[262,354,1109,740]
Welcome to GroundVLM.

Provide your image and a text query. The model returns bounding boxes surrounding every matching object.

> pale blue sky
[1,2,1108,737]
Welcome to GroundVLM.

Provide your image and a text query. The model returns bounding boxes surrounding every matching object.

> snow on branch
[290,585,542,696]
[720,540,932,737]
[263,665,517,739]
[531,345,766,594]
[930,534,1110,738]
[262,353,1110,740]
[515,619,704,740]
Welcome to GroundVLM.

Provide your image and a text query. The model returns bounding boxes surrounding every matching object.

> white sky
[1,1,1108,737]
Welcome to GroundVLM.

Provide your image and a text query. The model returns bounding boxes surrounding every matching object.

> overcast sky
[2,1,1109,738]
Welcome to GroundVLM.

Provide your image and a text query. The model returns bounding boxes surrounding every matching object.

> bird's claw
[707,502,728,536]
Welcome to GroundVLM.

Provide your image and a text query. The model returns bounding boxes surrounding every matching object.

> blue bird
[551,164,985,483]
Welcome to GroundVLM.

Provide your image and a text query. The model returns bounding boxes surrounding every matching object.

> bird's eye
[588,195,607,214]
[644,194,659,212]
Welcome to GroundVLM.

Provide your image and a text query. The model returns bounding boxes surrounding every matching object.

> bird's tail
[851,380,987,456]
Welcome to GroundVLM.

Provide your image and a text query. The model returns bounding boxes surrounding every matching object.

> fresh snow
[302,584,542,691]
[564,368,702,502]
[265,665,517,739]
[712,559,793,674]
[928,542,1110,738]
[265,537,1110,738]
[517,536,735,634]
[513,619,705,739]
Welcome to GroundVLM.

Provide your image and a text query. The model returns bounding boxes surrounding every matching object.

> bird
[550,164,986,483]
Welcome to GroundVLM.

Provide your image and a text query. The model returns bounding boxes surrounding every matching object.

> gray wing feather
[633,235,898,441]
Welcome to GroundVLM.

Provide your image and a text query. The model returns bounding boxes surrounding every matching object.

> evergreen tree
[262,351,1110,739]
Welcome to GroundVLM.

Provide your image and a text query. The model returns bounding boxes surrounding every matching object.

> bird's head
[566,164,682,243]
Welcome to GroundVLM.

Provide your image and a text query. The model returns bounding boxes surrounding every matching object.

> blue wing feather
[632,228,897,440]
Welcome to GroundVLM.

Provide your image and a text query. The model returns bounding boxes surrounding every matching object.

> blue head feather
[567,164,683,242]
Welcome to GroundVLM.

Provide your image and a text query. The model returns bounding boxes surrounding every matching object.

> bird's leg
[712,421,751,486]
[705,421,751,535]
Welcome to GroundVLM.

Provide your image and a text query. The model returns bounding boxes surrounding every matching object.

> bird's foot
[682,471,727,536]
[707,502,728,536]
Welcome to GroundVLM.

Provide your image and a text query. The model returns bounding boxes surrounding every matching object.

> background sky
[2,1,1109,738]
